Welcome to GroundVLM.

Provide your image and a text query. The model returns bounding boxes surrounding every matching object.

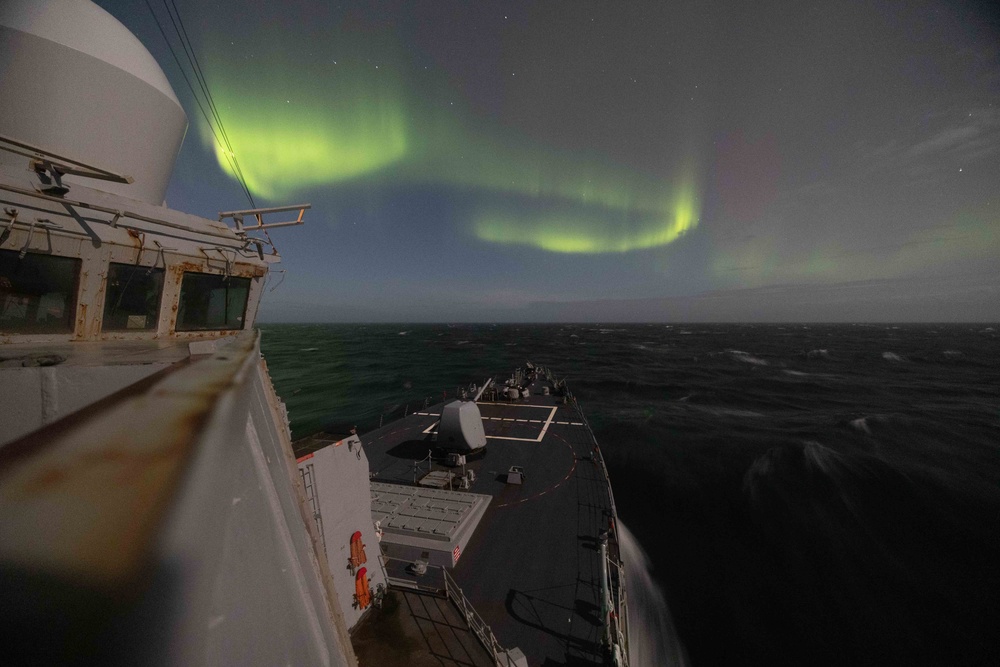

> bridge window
[102,263,164,331]
[176,271,250,331]
[0,250,80,334]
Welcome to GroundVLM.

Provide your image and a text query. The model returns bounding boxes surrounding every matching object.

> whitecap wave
[689,404,765,418]
[728,350,768,365]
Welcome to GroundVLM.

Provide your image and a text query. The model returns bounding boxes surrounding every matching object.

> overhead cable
[143,0,257,209]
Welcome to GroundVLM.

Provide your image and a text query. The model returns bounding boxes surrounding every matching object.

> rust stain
[74,303,88,340]
[169,261,203,278]
[0,334,260,587]
[18,426,198,497]
[27,467,70,491]
[166,259,264,280]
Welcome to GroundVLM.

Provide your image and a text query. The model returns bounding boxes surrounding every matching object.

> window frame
[101,262,166,332]
[0,249,82,335]
[175,271,251,332]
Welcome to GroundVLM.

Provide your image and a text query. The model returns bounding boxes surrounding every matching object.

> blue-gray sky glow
[100,0,1000,322]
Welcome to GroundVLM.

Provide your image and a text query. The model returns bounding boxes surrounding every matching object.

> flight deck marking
[419,405,559,442]
[534,406,558,442]
[494,431,578,508]
[477,402,565,409]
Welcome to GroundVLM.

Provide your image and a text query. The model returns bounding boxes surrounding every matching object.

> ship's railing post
[573,395,630,666]
[442,567,516,667]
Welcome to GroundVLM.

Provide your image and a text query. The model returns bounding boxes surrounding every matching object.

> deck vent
[505,466,525,485]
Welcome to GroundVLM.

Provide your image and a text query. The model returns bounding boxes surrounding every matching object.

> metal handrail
[218,204,310,233]
[0,181,243,243]
[442,568,519,667]
[0,132,133,183]
[0,147,306,248]
[570,393,631,666]
[383,560,518,667]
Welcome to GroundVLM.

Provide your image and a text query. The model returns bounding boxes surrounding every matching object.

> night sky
[99,0,999,322]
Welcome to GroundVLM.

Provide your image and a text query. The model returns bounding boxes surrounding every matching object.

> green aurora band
[201,34,701,255]
[474,182,698,254]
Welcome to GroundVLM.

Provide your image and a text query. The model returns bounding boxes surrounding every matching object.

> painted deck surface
[359,372,613,666]
[352,589,495,667]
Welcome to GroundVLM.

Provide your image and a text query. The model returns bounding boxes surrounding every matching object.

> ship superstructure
[0,2,357,665]
[0,2,631,665]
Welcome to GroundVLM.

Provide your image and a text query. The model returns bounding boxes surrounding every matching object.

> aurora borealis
[195,20,703,257]
[101,0,999,321]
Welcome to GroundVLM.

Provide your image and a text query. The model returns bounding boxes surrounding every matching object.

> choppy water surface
[260,323,1000,666]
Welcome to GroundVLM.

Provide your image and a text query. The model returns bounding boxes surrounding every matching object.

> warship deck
[356,370,616,666]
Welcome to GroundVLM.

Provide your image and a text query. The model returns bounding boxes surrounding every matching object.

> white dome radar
[0,0,188,205]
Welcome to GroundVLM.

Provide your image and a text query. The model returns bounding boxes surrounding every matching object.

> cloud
[854,107,1000,178]
[515,272,1000,322]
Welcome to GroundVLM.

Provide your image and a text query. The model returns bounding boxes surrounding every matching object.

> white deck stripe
[535,406,558,442]
[476,402,557,409]
[417,405,564,441]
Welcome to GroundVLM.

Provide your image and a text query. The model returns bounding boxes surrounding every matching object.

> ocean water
[260,323,1000,666]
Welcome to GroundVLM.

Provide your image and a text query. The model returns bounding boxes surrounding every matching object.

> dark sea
[260,323,1000,667]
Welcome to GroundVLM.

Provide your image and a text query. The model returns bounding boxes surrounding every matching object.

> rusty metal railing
[384,559,519,667]
[442,568,520,667]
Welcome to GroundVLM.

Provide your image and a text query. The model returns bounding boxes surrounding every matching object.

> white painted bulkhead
[0,333,359,665]
[297,436,389,630]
